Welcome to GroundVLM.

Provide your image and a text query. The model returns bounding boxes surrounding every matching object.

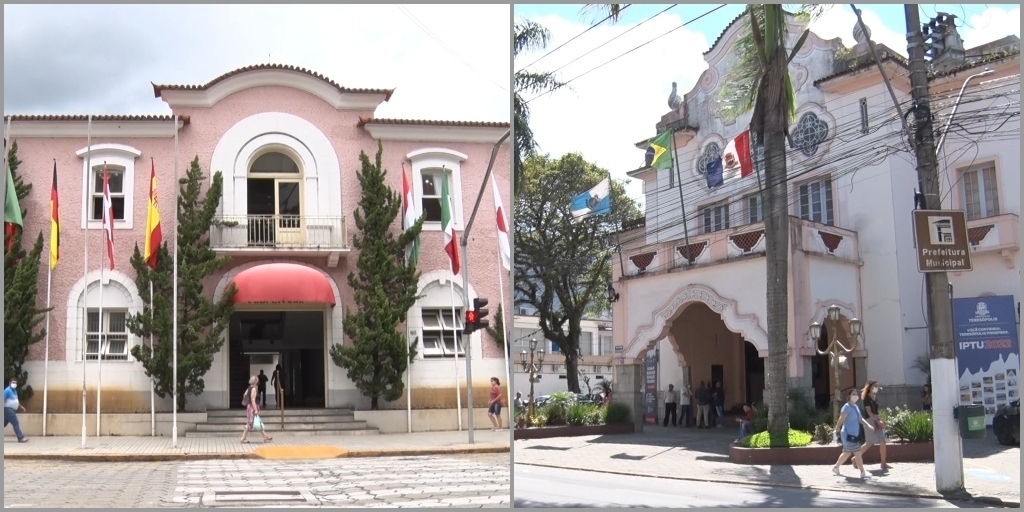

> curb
[3,445,510,463]
[515,462,1020,508]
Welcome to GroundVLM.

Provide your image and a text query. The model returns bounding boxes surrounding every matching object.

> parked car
[993,398,1020,446]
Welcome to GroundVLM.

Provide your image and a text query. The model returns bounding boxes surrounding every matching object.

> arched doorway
[246,150,304,246]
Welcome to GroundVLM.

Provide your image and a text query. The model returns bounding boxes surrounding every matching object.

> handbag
[253,414,264,431]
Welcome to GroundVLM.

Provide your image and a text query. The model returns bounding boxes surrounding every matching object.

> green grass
[741,429,813,448]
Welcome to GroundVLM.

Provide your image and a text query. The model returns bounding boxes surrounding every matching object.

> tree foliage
[127,156,235,412]
[330,141,423,410]
[514,153,640,393]
[4,141,49,401]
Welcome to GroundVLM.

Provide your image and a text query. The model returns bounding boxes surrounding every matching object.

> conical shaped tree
[330,141,423,410]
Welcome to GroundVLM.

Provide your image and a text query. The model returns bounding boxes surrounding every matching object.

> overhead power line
[516,4,633,73]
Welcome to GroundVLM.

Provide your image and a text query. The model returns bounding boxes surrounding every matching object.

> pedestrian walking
[4,378,29,443]
[832,389,874,478]
[257,370,269,407]
[695,381,711,428]
[713,381,725,428]
[488,377,504,432]
[859,380,891,471]
[735,404,754,442]
[271,364,285,409]
[240,376,272,444]
[679,383,693,427]
[663,384,678,427]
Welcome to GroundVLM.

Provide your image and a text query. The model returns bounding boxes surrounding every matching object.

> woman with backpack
[240,375,272,443]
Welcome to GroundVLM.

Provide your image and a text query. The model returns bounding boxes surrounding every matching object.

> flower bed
[730,441,935,465]
[513,392,634,440]
[513,422,635,440]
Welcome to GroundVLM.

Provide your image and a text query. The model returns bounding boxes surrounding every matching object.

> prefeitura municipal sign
[912,209,973,272]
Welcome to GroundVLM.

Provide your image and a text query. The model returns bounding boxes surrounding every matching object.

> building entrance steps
[187,407,378,437]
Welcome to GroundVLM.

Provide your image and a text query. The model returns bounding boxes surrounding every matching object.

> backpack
[241,386,253,407]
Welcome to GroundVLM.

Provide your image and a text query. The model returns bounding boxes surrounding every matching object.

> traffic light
[463,298,490,335]
[465,309,480,335]
[473,298,490,331]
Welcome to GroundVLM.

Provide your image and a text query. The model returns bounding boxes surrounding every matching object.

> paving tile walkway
[3,430,510,460]
[514,425,1020,506]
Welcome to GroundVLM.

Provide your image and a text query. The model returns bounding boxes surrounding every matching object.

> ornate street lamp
[520,337,546,422]
[810,305,862,423]
[606,282,620,303]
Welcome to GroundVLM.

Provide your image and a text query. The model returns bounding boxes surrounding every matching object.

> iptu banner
[952,295,1020,426]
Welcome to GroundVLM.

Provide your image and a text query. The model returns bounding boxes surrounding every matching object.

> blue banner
[644,349,658,425]
[952,295,1020,424]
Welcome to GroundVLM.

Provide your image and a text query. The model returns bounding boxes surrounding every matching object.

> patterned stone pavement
[4,454,510,508]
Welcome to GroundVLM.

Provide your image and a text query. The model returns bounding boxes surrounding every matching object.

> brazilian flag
[644,130,673,170]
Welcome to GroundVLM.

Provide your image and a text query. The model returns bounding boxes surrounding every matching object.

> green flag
[644,130,674,170]
[5,157,22,227]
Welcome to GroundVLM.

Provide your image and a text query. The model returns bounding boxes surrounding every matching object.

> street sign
[912,209,973,272]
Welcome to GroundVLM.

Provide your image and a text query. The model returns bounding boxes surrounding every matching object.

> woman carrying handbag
[831,388,874,478]
[240,375,273,444]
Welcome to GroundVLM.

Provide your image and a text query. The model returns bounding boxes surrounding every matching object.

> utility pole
[905,4,964,494]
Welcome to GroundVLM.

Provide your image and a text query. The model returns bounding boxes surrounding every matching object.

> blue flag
[705,158,724,188]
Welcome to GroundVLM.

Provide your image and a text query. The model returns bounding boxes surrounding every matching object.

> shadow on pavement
[522,445,574,451]
[962,432,1020,458]
[514,499,654,508]
[583,425,737,457]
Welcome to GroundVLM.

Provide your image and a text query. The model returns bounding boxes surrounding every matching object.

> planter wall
[729,441,935,465]
[514,423,635,440]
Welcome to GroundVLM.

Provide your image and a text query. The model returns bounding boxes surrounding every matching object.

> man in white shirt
[663,384,678,427]
[679,383,693,427]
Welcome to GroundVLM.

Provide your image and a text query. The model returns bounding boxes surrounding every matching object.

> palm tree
[514,18,566,197]
[717,4,824,436]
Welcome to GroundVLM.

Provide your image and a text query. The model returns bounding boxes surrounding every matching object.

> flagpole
[669,129,692,265]
[496,264,512,429]
[96,163,105,436]
[150,280,155,436]
[449,273,464,431]
[42,226,53,437]
[172,115,179,448]
[81,116,92,448]
[607,172,626,278]
[406,339,412,433]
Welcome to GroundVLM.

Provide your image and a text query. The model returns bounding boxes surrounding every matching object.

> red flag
[101,165,115,270]
[722,130,754,179]
[144,159,162,269]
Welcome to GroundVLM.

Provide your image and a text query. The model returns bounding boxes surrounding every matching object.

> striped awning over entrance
[231,263,336,306]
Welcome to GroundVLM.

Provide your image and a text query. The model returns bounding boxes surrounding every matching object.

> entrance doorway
[228,310,326,409]
[744,341,765,405]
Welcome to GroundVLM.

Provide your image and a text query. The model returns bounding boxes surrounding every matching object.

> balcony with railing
[620,216,860,278]
[210,214,350,267]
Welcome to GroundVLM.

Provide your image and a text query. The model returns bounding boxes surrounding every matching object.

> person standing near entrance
[487,377,504,432]
[240,376,272,444]
[4,378,29,443]
[695,381,711,428]
[679,383,693,427]
[663,384,678,427]
[713,381,725,428]
[271,364,284,409]
[257,370,269,407]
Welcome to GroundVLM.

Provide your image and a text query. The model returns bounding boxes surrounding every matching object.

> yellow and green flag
[644,130,674,170]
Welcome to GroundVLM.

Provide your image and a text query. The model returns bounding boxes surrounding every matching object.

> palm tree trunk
[761,45,791,436]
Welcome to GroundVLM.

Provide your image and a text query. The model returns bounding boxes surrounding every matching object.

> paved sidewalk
[3,430,510,461]
[514,425,1019,507]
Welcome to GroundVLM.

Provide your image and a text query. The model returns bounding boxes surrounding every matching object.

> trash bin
[957,404,986,439]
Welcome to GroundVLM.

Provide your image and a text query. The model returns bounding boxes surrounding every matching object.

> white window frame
[420,308,466,357]
[599,335,613,356]
[84,309,131,361]
[579,331,594,356]
[797,176,834,225]
[407,148,467,232]
[77,144,141,229]
[701,201,730,234]
[744,194,763,224]
[960,162,1000,221]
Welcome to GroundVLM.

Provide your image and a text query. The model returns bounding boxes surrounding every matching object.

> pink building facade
[6,65,511,417]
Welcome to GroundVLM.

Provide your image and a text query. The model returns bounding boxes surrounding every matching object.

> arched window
[246,151,303,246]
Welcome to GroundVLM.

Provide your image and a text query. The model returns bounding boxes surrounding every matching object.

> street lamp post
[810,305,863,423]
[520,337,546,422]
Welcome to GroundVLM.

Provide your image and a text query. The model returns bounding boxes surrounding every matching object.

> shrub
[603,402,632,424]
[752,403,769,433]
[543,391,577,426]
[741,429,813,448]
[884,406,933,443]
[813,422,835,445]
[567,403,600,426]
[529,412,548,427]
[586,405,604,425]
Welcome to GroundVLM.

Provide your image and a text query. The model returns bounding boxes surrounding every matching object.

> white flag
[491,174,511,271]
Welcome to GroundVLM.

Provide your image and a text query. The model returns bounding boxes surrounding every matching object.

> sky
[4,4,510,123]
[514,4,1021,205]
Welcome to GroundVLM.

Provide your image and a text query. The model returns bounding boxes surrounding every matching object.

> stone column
[613,363,645,431]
